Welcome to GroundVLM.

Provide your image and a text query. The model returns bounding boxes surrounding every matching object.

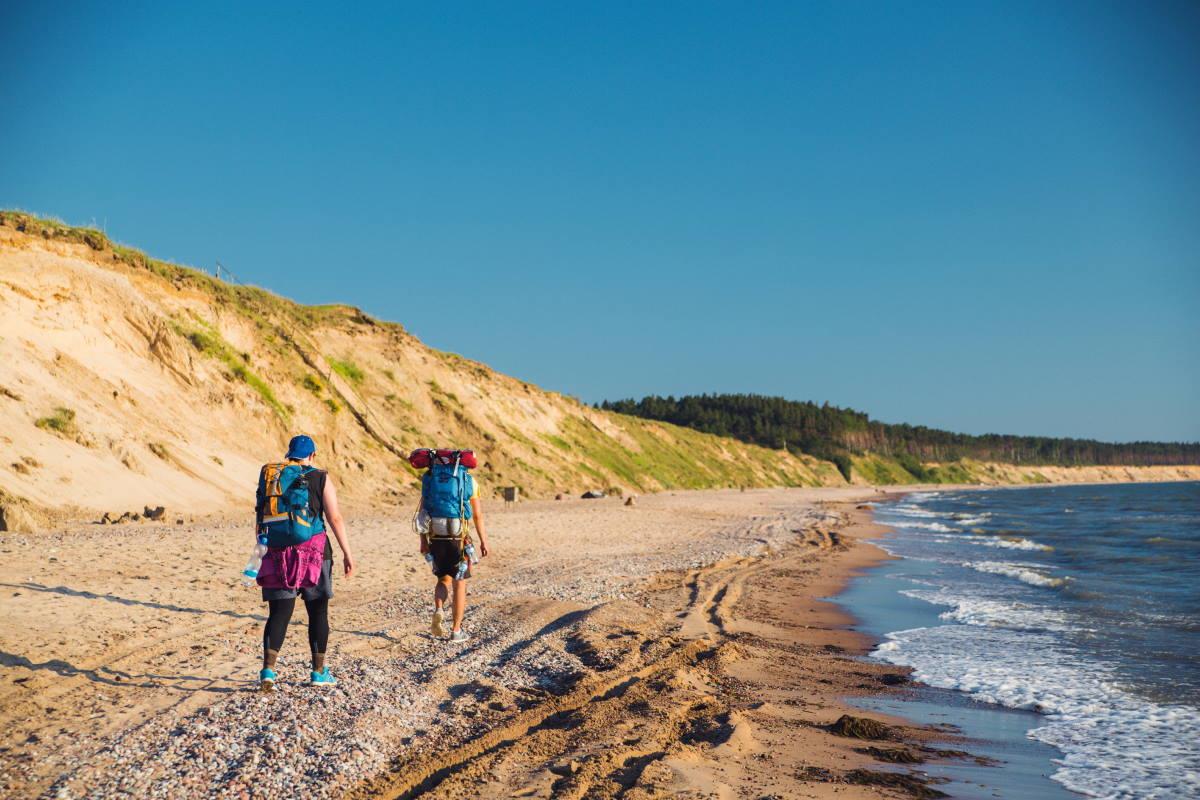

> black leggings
[263,597,329,663]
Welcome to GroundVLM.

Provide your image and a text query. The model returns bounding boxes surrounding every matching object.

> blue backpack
[256,462,325,547]
[422,461,475,520]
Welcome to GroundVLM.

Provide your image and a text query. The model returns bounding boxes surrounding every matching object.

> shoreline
[353,498,962,800]
[4,482,1194,797]
[846,482,1200,799]
[838,490,1078,800]
[0,486,968,799]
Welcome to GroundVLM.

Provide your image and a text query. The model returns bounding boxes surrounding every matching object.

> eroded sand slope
[0,222,840,525]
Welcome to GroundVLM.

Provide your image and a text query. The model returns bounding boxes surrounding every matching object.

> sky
[3,1,1197,442]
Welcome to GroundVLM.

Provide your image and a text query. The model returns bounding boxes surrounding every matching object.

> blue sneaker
[259,668,277,692]
[310,667,338,687]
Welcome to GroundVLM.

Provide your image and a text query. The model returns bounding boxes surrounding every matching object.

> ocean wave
[889,505,944,518]
[901,588,1075,632]
[973,536,1054,552]
[890,520,958,533]
[967,560,1066,587]
[895,532,1051,552]
[953,513,991,525]
[872,624,1200,799]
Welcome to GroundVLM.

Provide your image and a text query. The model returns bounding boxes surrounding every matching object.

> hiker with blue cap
[252,434,355,691]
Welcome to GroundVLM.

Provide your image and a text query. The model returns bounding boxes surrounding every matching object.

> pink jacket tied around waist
[256,532,327,590]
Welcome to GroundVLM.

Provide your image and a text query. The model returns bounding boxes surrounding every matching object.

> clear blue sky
[3,1,1197,442]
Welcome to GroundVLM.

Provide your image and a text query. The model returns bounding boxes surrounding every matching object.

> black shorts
[261,559,334,602]
[429,539,471,579]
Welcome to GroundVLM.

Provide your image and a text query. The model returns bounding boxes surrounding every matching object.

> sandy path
[0,487,943,799]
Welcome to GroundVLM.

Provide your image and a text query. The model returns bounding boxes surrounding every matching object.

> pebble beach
[1,487,946,799]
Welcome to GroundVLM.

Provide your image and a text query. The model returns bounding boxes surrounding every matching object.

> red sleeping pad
[409,448,477,469]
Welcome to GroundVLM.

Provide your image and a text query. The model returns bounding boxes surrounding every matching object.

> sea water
[845,481,1200,799]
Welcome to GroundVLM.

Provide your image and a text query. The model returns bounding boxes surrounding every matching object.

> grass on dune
[328,357,365,385]
[173,320,289,421]
[35,407,78,437]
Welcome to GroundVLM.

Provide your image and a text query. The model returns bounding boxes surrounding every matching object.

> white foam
[882,526,1051,553]
[954,513,992,525]
[967,560,1066,588]
[890,520,957,533]
[872,624,1200,798]
[890,505,943,518]
[901,587,1075,632]
[972,536,1054,552]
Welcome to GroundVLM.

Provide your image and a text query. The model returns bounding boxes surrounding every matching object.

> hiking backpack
[410,449,476,521]
[256,462,326,547]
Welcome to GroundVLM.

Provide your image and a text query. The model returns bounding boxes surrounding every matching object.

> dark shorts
[429,539,471,579]
[262,559,334,602]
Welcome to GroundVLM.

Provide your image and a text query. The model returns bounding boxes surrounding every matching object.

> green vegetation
[427,380,460,405]
[325,397,340,414]
[173,320,288,421]
[0,211,107,250]
[301,374,324,395]
[328,357,365,385]
[542,434,572,452]
[34,407,77,437]
[601,395,1200,484]
[851,454,918,485]
[922,460,975,484]
[1,212,404,347]
[557,415,816,492]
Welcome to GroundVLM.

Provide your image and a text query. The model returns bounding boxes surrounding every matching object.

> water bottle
[424,551,436,574]
[464,543,477,565]
[242,535,268,586]
[455,544,477,580]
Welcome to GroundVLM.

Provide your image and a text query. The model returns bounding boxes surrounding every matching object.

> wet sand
[0,487,962,798]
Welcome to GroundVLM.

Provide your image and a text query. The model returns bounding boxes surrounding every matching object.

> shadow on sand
[1,581,403,691]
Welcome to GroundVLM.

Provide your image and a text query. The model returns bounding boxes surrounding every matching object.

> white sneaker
[431,608,447,638]
[450,629,470,643]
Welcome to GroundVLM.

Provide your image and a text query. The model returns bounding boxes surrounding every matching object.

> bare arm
[470,496,490,557]
[322,476,356,577]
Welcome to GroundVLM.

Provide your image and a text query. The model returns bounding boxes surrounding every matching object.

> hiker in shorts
[410,448,490,643]
[255,435,355,690]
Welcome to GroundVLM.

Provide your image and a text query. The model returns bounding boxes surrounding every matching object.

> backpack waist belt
[426,517,468,542]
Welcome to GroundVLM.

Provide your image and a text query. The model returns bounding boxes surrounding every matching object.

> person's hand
[419,537,429,555]
[479,540,490,558]
[343,552,356,578]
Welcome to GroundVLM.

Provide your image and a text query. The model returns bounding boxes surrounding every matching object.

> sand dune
[3,215,1194,534]
[0,218,842,530]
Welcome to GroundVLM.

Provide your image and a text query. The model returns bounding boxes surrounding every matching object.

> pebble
[9,504,838,799]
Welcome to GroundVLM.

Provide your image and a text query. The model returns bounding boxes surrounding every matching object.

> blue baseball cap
[285,434,316,460]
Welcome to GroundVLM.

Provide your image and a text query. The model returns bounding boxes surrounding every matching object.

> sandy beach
[0,486,979,799]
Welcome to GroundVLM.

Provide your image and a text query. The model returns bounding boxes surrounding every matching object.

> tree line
[598,394,1200,468]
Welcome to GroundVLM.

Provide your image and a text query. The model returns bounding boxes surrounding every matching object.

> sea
[838,481,1200,799]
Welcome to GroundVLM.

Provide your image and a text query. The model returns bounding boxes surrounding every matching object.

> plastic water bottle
[455,544,477,579]
[424,552,436,574]
[242,535,268,586]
